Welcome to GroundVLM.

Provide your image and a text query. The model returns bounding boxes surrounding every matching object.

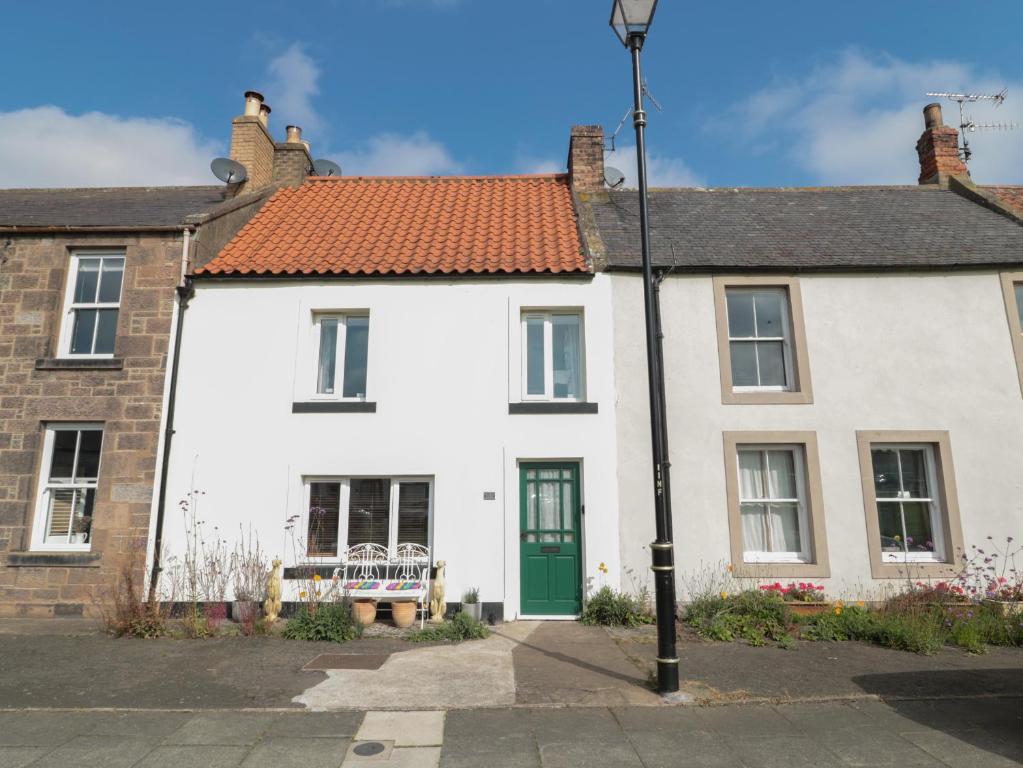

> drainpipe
[148,229,195,596]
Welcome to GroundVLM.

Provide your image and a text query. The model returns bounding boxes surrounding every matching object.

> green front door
[519,462,582,615]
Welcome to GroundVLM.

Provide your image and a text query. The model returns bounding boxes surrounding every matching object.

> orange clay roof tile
[198,174,587,276]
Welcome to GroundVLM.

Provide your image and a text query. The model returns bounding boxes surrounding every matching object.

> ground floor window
[33,424,103,550]
[869,444,945,563]
[305,477,432,559]
[736,445,810,563]
[722,431,830,578]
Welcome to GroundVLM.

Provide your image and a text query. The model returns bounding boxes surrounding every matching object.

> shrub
[282,602,357,643]
[462,587,480,604]
[580,586,654,627]
[407,612,490,643]
[683,589,792,646]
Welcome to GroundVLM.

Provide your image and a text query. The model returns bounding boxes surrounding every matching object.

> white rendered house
[158,173,622,620]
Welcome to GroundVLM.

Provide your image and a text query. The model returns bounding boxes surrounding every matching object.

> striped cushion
[385,581,423,591]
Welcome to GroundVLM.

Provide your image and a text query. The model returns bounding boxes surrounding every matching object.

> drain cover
[353,742,386,756]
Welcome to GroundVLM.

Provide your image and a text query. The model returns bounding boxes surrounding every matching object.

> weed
[407,612,490,643]
[282,602,358,643]
[581,586,655,627]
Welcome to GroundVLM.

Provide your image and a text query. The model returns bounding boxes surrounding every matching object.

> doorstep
[517,614,580,621]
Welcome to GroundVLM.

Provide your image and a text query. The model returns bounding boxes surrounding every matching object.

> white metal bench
[332,543,431,628]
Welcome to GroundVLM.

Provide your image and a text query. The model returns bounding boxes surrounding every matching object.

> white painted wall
[612,271,1023,598]
[163,276,621,618]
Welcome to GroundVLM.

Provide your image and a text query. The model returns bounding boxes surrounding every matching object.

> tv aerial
[210,157,247,184]
[604,80,664,153]
[925,89,1017,163]
[313,158,342,177]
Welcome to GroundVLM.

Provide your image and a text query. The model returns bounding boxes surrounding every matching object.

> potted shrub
[760,582,830,616]
[352,598,377,627]
[231,533,268,623]
[70,514,92,544]
[390,600,416,629]
[460,587,482,621]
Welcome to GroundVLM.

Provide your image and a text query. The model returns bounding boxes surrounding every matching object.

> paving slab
[0,746,53,768]
[163,711,278,745]
[241,736,350,767]
[356,711,445,747]
[134,745,250,768]
[25,735,156,768]
[624,729,745,768]
[265,710,364,738]
[538,740,643,768]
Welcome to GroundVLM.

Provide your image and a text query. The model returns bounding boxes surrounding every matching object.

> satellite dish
[210,157,247,184]
[604,166,626,189]
[313,158,342,177]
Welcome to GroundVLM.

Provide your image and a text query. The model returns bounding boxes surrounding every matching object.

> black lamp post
[610,0,680,695]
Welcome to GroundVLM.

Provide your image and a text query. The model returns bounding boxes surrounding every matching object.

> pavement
[0,618,1021,766]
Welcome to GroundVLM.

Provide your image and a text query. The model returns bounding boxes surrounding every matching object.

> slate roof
[198,175,587,276]
[0,186,229,229]
[587,186,1023,270]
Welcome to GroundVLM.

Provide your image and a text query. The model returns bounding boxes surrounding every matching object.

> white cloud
[606,144,704,188]
[717,50,1023,185]
[335,131,463,175]
[264,43,324,136]
[0,106,219,188]
[515,155,564,175]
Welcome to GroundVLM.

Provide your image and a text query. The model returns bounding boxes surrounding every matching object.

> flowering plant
[759,581,826,602]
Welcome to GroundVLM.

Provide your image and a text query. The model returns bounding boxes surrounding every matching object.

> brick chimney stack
[916,103,969,185]
[229,91,275,194]
[568,125,605,194]
[272,124,313,187]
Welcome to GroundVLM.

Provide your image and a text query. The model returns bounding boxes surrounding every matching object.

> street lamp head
[610,0,658,48]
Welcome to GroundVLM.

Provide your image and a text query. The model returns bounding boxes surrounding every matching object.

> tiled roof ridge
[304,173,569,182]
[617,184,944,193]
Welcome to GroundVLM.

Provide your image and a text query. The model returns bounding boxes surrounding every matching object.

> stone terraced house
[0,91,314,617]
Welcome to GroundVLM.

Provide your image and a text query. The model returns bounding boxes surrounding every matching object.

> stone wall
[0,232,182,617]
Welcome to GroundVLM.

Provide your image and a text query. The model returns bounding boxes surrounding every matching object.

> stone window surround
[1000,271,1023,398]
[722,431,830,578]
[856,430,965,579]
[712,276,814,405]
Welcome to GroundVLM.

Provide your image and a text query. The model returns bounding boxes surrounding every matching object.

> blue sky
[2,0,1022,187]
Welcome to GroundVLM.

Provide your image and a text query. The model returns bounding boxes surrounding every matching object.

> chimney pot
[286,125,303,144]
[243,90,264,117]
[258,102,271,127]
[923,103,944,129]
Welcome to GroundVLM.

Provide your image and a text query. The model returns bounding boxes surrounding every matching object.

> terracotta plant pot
[787,601,832,617]
[391,601,417,629]
[352,599,377,627]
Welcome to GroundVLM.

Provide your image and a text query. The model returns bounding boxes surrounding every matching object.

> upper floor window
[726,288,793,390]
[33,425,103,551]
[713,277,813,404]
[1001,272,1023,398]
[315,314,369,399]
[522,311,584,400]
[60,253,124,357]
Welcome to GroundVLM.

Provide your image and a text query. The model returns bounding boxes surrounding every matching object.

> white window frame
[871,443,947,564]
[725,287,795,392]
[520,310,585,401]
[301,476,434,562]
[57,252,125,359]
[310,312,370,401]
[736,444,811,564]
[31,423,103,552]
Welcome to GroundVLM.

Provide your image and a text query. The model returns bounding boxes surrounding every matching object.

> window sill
[508,402,598,415]
[731,560,829,579]
[36,357,124,371]
[5,551,101,568]
[722,389,812,405]
[292,401,377,413]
